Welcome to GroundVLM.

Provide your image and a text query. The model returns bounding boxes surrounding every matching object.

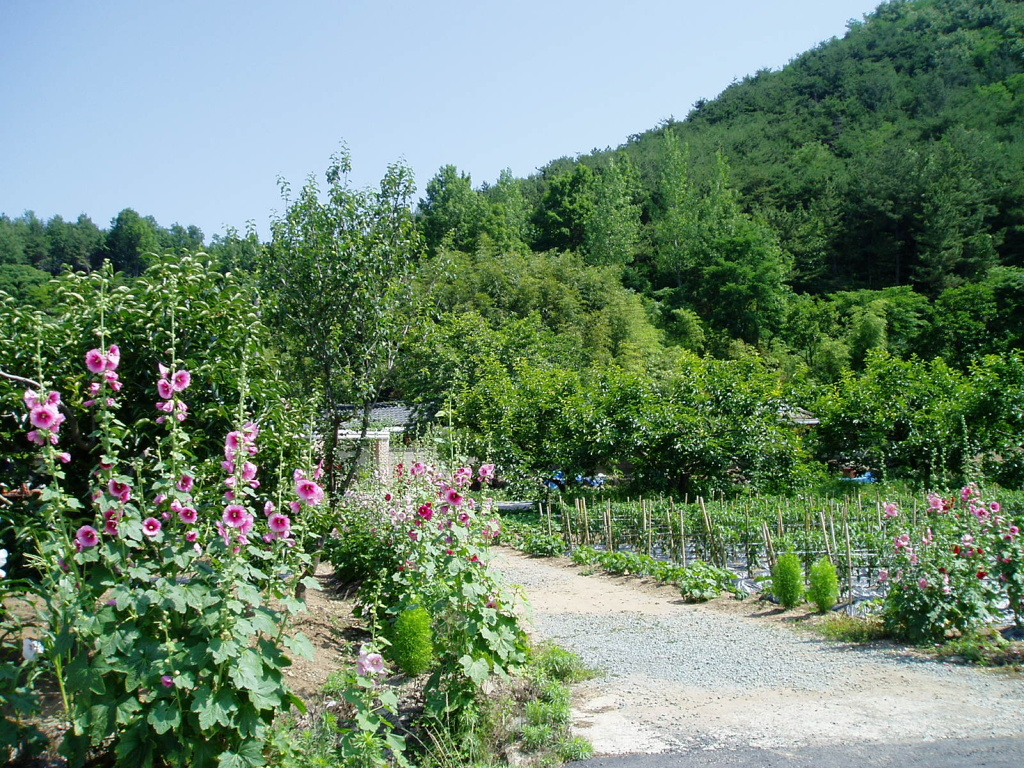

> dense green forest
[4,0,1024,495]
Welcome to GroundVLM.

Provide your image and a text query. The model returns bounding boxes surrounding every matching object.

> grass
[817,612,889,643]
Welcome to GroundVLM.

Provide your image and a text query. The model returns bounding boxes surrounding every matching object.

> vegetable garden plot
[534,488,1024,622]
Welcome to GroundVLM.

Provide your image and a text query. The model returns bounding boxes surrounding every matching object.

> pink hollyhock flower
[85,349,107,373]
[177,474,194,493]
[268,512,291,536]
[411,461,427,477]
[222,459,236,473]
[478,463,496,479]
[289,500,302,515]
[263,501,275,517]
[356,646,386,677]
[409,530,419,542]
[178,506,198,524]
[223,504,248,528]
[296,479,324,506]
[293,468,305,482]
[186,529,198,543]
[103,518,119,536]
[175,403,188,422]
[238,514,255,536]
[171,370,191,391]
[417,504,433,521]
[224,476,237,490]
[313,458,324,481]
[156,400,174,413]
[883,503,899,518]
[961,484,979,502]
[990,502,1002,514]
[878,569,889,582]
[105,345,120,371]
[76,525,100,549]
[30,403,62,431]
[161,675,174,688]
[23,390,39,409]
[918,577,929,589]
[443,487,463,507]
[241,461,258,482]
[157,378,174,399]
[894,533,910,550]
[225,431,244,459]
[142,517,162,537]
[57,452,71,464]
[104,371,122,390]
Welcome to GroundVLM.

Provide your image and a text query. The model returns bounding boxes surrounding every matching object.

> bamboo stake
[680,502,688,567]
[546,502,552,537]
[844,513,855,602]
[818,507,833,562]
[762,520,776,569]
[605,499,613,552]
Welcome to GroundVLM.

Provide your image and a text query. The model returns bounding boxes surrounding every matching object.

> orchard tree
[262,148,424,501]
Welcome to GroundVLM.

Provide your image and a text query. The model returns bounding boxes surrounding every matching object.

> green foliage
[568,545,738,602]
[262,147,424,502]
[818,613,888,644]
[807,557,839,613]
[2,320,314,767]
[556,735,595,762]
[389,606,435,677]
[532,644,597,684]
[771,551,805,609]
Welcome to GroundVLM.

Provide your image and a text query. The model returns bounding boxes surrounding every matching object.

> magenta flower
[268,512,291,536]
[478,463,496,479]
[105,344,120,371]
[178,506,198,524]
[241,461,258,482]
[29,403,62,431]
[108,479,131,503]
[85,349,107,374]
[225,431,244,459]
[171,369,191,392]
[222,504,248,528]
[142,518,162,537]
[411,461,427,477]
[443,487,464,507]
[176,474,194,493]
[161,675,174,688]
[57,452,71,464]
[296,479,324,506]
[76,525,100,549]
[263,500,275,517]
[157,378,174,399]
[883,503,899,518]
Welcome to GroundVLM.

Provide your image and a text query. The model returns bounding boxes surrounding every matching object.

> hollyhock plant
[882,485,1001,643]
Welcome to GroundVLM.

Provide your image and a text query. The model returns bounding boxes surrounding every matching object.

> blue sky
[1,0,882,241]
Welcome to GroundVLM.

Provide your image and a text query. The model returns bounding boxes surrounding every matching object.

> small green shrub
[533,644,596,683]
[520,724,554,753]
[389,605,435,676]
[556,735,594,762]
[771,551,805,609]
[807,557,839,613]
[524,696,570,727]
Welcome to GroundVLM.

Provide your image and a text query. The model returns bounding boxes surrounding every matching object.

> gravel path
[491,548,1024,757]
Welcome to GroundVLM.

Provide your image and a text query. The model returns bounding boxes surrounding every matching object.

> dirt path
[490,548,1024,758]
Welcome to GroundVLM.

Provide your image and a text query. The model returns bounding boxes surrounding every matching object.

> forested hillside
[4,0,1023,493]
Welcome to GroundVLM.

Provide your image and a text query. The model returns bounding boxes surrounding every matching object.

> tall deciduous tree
[583,158,641,267]
[263,149,424,500]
